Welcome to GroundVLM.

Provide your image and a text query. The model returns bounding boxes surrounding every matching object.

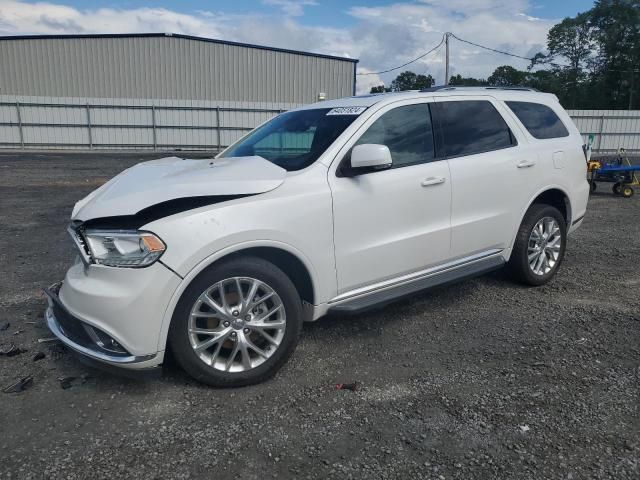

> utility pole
[629,70,635,110]
[444,32,450,86]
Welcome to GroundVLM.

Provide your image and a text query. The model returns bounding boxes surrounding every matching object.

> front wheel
[508,204,567,286]
[613,182,622,195]
[168,257,303,387]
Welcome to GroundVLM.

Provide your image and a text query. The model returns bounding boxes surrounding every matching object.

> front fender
[154,239,324,353]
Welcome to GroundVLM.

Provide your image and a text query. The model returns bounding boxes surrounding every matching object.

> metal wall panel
[0,35,356,104]
[567,110,640,153]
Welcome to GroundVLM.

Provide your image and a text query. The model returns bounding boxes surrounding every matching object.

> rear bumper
[44,282,163,370]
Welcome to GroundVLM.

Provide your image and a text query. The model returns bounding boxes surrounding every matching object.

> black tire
[622,186,634,198]
[508,204,567,286]
[590,181,597,193]
[168,256,303,387]
[613,182,622,195]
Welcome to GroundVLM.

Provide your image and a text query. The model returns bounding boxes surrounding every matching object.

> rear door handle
[421,176,446,187]
[517,160,536,169]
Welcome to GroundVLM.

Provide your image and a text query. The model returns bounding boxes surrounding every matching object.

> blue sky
[17,0,595,27]
[0,0,597,91]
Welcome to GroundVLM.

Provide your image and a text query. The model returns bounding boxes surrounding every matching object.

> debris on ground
[336,382,359,391]
[32,352,45,362]
[0,322,9,331]
[520,425,531,433]
[12,329,23,336]
[3,375,34,393]
[58,374,90,390]
[38,336,60,343]
[58,376,77,389]
[0,344,27,357]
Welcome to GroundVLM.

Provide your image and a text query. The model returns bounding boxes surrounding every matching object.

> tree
[533,13,595,107]
[369,85,388,93]
[546,13,595,72]
[448,74,487,86]
[389,71,434,91]
[590,0,640,109]
[369,71,435,94]
[487,66,527,86]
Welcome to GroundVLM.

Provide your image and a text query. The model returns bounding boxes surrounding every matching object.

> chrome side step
[327,251,505,314]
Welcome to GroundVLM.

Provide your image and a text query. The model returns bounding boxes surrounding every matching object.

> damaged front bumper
[44,282,161,370]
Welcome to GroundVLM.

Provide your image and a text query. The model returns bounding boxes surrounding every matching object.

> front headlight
[83,230,166,268]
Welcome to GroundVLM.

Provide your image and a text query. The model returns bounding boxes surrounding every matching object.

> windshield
[220,108,363,171]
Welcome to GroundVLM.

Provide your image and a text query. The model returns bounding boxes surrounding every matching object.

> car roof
[295,87,559,111]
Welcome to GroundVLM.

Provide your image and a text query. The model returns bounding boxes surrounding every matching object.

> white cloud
[0,0,556,94]
[262,0,317,17]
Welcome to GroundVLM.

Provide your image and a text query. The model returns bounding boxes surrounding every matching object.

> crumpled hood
[72,156,286,221]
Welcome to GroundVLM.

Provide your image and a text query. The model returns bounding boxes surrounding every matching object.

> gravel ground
[0,152,639,479]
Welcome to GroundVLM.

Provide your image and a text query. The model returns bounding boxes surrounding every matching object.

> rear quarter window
[506,101,569,139]
[434,100,516,158]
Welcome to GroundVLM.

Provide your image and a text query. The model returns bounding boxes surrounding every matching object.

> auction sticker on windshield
[326,106,367,115]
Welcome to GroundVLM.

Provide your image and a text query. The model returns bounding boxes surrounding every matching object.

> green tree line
[369,0,640,110]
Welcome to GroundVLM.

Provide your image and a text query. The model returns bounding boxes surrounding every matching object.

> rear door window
[505,101,569,139]
[433,100,515,158]
[354,103,435,167]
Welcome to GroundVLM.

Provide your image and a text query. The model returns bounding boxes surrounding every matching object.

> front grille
[67,225,92,263]
[74,230,91,257]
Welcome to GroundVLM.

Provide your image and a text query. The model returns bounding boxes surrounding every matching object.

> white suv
[45,87,589,386]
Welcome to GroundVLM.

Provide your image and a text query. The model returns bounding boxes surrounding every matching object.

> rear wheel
[169,257,303,387]
[621,185,634,198]
[508,204,567,286]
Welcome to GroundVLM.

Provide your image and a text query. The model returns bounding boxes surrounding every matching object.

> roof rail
[419,86,457,92]
[484,86,539,92]
[419,85,539,92]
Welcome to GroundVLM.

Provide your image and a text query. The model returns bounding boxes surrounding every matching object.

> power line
[448,34,577,71]
[449,33,533,62]
[356,35,445,76]
[357,31,628,79]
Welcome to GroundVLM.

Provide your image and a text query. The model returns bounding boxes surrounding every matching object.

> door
[432,97,533,260]
[329,100,452,294]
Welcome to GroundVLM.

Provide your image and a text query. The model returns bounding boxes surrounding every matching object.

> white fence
[567,109,640,154]
[0,95,302,152]
[0,96,638,153]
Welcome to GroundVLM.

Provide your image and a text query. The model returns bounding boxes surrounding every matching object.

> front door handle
[421,176,446,187]
[517,160,536,169]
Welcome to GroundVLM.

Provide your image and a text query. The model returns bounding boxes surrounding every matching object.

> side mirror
[350,144,393,170]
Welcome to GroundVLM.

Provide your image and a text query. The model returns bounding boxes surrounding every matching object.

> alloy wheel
[188,277,286,372]
[527,217,562,276]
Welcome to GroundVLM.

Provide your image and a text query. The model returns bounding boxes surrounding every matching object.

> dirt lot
[0,152,639,479]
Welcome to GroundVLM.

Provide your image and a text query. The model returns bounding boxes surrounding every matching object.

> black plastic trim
[328,255,505,314]
[572,214,585,226]
[79,194,252,230]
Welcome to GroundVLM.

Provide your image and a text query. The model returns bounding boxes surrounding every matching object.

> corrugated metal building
[0,33,358,151]
[0,33,357,103]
